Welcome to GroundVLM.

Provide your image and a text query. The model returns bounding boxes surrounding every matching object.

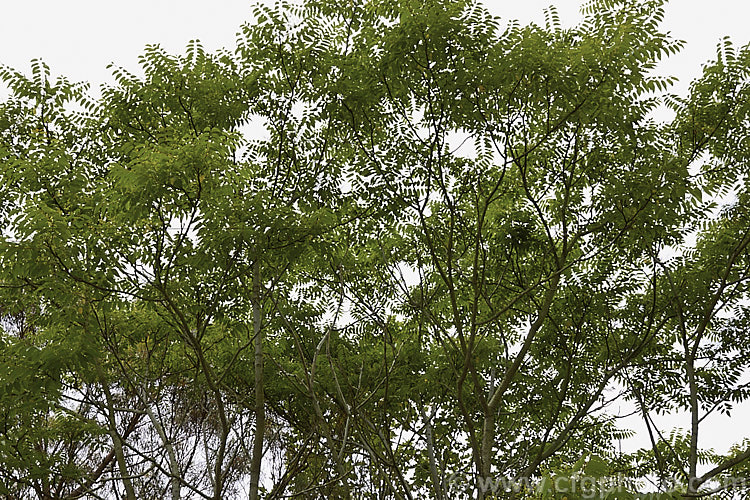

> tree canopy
[1,0,750,498]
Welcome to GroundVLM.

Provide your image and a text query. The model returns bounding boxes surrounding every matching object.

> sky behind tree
[2,1,748,96]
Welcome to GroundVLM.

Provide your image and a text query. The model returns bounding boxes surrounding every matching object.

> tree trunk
[100,376,137,500]
[249,261,265,500]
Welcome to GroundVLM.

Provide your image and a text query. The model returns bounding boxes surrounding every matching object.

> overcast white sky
[1,0,748,95]
[1,0,749,466]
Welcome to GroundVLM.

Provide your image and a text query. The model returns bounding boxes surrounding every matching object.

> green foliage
[2,0,750,499]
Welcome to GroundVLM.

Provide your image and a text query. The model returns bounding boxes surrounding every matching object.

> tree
[1,0,750,498]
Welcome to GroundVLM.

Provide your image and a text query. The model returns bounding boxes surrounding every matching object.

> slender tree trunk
[249,261,265,500]
[478,275,560,499]
[478,412,495,499]
[142,399,181,500]
[686,351,700,495]
[99,376,137,500]
[420,407,444,500]
[308,330,352,498]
